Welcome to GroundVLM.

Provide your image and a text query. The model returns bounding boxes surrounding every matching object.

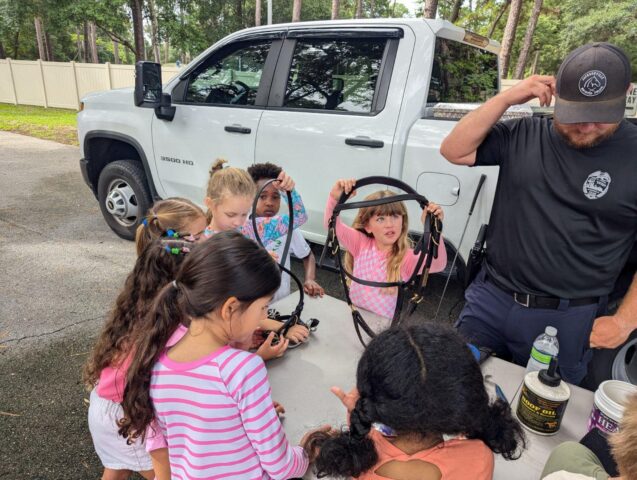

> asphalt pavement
[0,131,464,479]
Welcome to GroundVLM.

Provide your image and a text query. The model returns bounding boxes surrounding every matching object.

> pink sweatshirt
[149,346,308,479]
[324,196,447,318]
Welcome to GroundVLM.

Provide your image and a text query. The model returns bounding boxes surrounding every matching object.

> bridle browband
[320,176,442,347]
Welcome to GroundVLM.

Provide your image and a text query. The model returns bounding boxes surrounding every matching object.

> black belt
[484,272,600,309]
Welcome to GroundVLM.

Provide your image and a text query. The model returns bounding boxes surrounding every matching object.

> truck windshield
[427,38,499,104]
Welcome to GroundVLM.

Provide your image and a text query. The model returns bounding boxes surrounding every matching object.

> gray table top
[267,294,595,480]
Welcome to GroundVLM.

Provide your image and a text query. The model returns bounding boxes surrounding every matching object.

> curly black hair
[247,162,283,183]
[310,323,526,478]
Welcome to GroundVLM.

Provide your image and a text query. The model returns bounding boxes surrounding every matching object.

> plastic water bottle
[525,326,559,374]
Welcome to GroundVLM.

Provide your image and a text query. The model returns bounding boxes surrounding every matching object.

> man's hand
[304,279,325,297]
[501,74,556,107]
[590,314,634,349]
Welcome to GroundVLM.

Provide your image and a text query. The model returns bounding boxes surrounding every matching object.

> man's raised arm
[439,75,556,166]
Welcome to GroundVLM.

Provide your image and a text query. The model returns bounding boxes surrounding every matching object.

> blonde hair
[135,197,206,255]
[610,393,637,479]
[343,190,412,289]
[206,158,256,205]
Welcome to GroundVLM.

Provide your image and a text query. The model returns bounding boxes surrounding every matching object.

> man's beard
[553,119,620,149]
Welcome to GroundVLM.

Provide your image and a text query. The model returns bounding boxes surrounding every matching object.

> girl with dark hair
[309,323,525,480]
[84,237,194,480]
[119,231,321,480]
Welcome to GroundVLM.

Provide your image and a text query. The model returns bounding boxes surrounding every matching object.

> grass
[0,103,78,145]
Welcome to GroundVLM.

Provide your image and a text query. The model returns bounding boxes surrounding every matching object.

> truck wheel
[583,330,637,390]
[97,160,152,240]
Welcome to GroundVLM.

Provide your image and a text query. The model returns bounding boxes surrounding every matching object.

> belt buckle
[514,292,530,308]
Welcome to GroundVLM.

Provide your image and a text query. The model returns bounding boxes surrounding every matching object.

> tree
[129,0,144,61]
[292,0,302,22]
[449,0,463,22]
[423,0,439,19]
[34,16,46,60]
[355,0,363,18]
[255,0,261,25]
[331,0,339,20]
[513,0,543,79]
[499,0,523,78]
[148,0,161,62]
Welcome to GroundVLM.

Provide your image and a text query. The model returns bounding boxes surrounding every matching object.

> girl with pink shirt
[84,198,207,480]
[307,324,526,480]
[119,232,326,480]
[325,179,447,321]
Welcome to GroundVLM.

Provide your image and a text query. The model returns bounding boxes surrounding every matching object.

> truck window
[283,38,386,113]
[427,38,498,104]
[184,41,271,106]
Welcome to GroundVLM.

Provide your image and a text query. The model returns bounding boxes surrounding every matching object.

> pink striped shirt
[150,345,308,480]
[324,196,447,318]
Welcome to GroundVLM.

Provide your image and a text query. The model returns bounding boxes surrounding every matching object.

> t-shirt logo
[579,70,607,97]
[583,171,611,199]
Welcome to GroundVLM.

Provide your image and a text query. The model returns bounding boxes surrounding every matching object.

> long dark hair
[83,238,193,388]
[118,231,281,441]
[311,324,525,478]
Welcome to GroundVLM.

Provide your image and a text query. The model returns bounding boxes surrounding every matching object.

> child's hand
[421,202,444,224]
[285,324,310,343]
[274,170,295,192]
[273,401,285,417]
[330,179,357,200]
[304,279,325,297]
[330,386,360,413]
[256,331,289,360]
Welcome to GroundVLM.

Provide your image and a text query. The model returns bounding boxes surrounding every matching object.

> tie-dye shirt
[204,189,307,245]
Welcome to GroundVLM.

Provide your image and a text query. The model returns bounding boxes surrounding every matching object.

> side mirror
[135,61,162,107]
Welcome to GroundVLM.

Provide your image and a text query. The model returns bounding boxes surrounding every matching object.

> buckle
[514,292,530,308]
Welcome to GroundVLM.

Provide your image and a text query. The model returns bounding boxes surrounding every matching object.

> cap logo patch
[583,170,611,200]
[579,70,607,97]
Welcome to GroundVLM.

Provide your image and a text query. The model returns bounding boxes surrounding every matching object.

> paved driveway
[0,131,464,478]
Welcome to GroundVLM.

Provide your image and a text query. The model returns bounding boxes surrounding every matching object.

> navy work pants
[456,268,607,385]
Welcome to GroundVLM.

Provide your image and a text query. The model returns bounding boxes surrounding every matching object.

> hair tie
[141,218,148,227]
[166,229,179,238]
[172,280,179,289]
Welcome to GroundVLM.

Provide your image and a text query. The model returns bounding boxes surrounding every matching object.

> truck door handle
[224,125,252,134]
[345,137,384,148]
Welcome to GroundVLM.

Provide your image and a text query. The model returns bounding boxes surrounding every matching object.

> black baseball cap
[555,42,631,124]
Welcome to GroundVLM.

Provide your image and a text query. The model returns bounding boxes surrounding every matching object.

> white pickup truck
[78,18,505,280]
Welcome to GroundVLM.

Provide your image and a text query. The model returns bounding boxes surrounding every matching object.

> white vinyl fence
[0,59,181,110]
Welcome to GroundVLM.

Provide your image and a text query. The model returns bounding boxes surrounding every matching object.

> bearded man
[440,43,637,385]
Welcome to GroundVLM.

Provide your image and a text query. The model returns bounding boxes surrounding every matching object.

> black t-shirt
[476,117,637,298]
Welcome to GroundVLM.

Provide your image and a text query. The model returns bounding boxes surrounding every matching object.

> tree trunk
[488,0,511,38]
[530,49,540,74]
[423,0,438,19]
[129,0,145,62]
[449,0,462,23]
[499,0,523,79]
[34,17,46,60]
[13,30,20,58]
[89,22,99,63]
[331,0,339,19]
[45,31,54,61]
[255,0,261,26]
[513,0,543,79]
[113,40,120,64]
[76,26,83,61]
[235,0,243,27]
[164,38,169,64]
[83,22,90,62]
[355,0,362,18]
[370,0,375,17]
[0,41,5,59]
[292,0,302,22]
[148,0,161,63]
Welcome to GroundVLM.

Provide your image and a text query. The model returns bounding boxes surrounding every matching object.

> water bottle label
[530,347,551,365]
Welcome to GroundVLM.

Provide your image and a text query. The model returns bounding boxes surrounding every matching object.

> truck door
[255,27,414,243]
[151,35,283,202]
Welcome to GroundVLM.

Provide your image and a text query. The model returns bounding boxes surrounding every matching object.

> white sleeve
[290,230,311,259]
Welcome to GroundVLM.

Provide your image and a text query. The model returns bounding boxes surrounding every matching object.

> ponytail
[119,283,185,441]
[474,399,525,460]
[312,398,378,478]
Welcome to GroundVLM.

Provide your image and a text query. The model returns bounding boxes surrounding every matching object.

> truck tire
[97,160,152,240]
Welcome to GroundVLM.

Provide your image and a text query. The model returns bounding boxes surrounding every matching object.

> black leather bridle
[320,176,442,347]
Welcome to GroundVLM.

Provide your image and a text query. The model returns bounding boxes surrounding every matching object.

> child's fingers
[330,386,347,403]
